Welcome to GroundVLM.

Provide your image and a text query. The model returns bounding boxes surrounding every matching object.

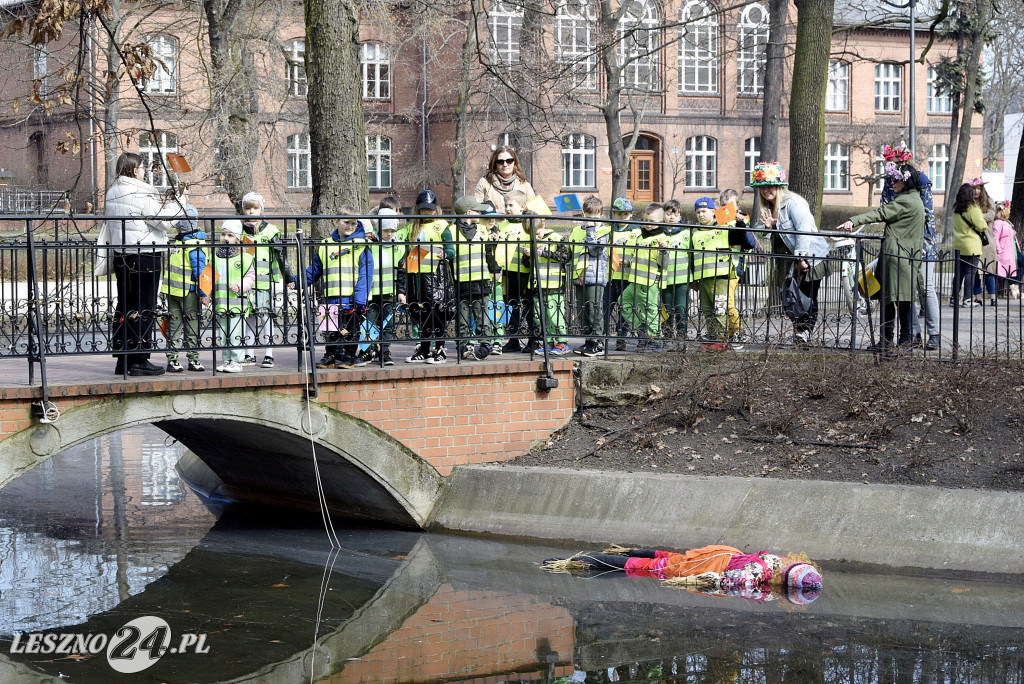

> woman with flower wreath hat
[838,158,925,352]
[750,161,830,346]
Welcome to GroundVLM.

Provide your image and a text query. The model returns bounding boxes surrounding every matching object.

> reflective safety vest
[569,223,612,278]
[533,233,566,290]
[245,222,281,291]
[691,227,733,280]
[610,226,641,281]
[211,250,254,315]
[623,233,662,288]
[660,229,692,288]
[409,220,447,274]
[161,238,206,298]
[318,238,367,298]
[366,242,404,297]
[454,228,490,282]
[495,221,530,274]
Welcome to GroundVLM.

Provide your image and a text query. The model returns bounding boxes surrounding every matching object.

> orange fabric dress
[624,544,741,578]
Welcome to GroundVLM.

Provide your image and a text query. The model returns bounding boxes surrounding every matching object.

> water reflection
[1,426,1023,683]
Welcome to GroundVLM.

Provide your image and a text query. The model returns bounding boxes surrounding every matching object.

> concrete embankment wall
[427,466,1024,577]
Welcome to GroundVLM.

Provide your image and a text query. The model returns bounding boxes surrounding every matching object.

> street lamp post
[881,0,918,154]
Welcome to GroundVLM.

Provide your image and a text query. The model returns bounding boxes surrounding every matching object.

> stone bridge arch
[0,390,444,527]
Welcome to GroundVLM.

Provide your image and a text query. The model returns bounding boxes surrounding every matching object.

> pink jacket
[992,218,1019,278]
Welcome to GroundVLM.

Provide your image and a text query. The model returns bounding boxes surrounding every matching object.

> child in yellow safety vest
[300,208,375,369]
[161,204,206,372]
[620,203,666,352]
[691,197,734,351]
[718,188,759,349]
[659,199,691,340]
[608,197,641,351]
[404,189,455,365]
[526,218,572,354]
[569,196,611,357]
[363,206,406,366]
[452,195,501,360]
[495,190,541,353]
[200,220,256,373]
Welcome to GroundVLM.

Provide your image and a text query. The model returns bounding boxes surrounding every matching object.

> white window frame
[138,131,177,189]
[361,42,390,100]
[367,135,392,190]
[744,136,760,187]
[685,135,717,189]
[737,3,768,96]
[143,35,177,95]
[825,60,849,112]
[929,144,949,194]
[561,133,596,189]
[874,63,902,113]
[489,1,523,64]
[287,133,311,189]
[823,142,849,191]
[679,0,718,95]
[555,0,597,91]
[32,45,47,98]
[927,66,951,114]
[285,40,307,98]
[618,0,659,91]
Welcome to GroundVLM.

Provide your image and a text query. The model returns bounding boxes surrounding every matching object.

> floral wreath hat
[750,161,788,187]
[883,145,913,182]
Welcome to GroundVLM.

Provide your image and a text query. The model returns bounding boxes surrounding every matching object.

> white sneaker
[218,361,243,373]
[462,345,476,360]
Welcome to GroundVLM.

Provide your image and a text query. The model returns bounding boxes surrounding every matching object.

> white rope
[307,546,341,683]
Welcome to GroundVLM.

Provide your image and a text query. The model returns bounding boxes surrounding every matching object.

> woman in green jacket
[952,182,988,308]
[838,163,925,349]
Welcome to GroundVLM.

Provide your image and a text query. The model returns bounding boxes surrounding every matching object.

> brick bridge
[0,358,575,527]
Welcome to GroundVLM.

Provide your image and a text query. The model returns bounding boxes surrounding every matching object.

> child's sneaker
[354,349,375,367]
[426,346,448,364]
[576,341,601,357]
[166,359,184,373]
[336,356,357,369]
[316,354,336,368]
[242,355,257,366]
[406,344,431,363]
[219,361,243,373]
[475,344,491,360]
[546,343,569,355]
[187,359,205,372]
[615,339,628,351]
[261,356,275,368]
[461,344,476,360]
[381,349,395,366]
[489,344,502,356]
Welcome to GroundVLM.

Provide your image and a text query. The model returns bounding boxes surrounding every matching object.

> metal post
[25,221,51,414]
[909,0,916,155]
[529,217,558,390]
[294,229,319,398]
[952,249,960,360]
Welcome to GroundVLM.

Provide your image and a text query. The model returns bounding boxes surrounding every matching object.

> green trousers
[620,282,661,338]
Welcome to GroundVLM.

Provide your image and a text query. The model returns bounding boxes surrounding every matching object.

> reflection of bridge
[0,358,574,526]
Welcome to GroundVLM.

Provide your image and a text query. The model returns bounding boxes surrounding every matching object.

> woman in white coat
[104,152,184,376]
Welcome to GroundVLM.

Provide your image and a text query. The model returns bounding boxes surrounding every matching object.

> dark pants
[366,296,396,354]
[112,252,162,368]
[606,279,630,337]
[883,301,915,345]
[504,271,538,346]
[410,302,447,348]
[794,276,822,335]
[954,255,979,303]
[458,293,493,352]
[325,307,363,361]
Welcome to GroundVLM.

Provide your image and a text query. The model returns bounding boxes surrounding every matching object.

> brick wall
[0,359,576,476]
[330,583,575,684]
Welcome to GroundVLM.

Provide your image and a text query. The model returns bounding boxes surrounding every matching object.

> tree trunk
[450,6,478,203]
[787,0,834,223]
[941,0,991,242]
[100,2,122,197]
[305,0,368,231]
[1011,123,1024,246]
[600,0,633,201]
[759,0,788,162]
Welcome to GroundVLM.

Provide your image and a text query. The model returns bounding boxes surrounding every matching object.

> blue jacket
[174,228,207,295]
[301,222,374,306]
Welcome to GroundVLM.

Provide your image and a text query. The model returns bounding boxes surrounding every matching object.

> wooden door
[627,151,655,203]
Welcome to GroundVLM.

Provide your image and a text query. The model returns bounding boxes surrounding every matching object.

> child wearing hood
[201,220,255,373]
[659,199,691,341]
[161,204,207,372]
[300,207,374,369]
[620,203,666,351]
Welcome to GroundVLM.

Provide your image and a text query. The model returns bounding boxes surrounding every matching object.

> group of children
[157,188,758,372]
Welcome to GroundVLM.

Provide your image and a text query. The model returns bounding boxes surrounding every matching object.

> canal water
[2,425,1023,683]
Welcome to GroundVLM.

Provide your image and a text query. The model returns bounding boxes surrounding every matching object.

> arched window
[138,131,177,188]
[555,0,597,91]
[361,43,390,100]
[744,137,760,187]
[823,142,849,191]
[679,0,718,94]
[618,0,659,90]
[287,133,311,189]
[929,144,949,193]
[826,60,848,111]
[927,66,951,114]
[737,3,767,96]
[143,35,177,94]
[685,135,717,189]
[561,134,595,189]
[874,63,902,112]
[489,1,523,64]
[367,135,392,190]
[284,40,307,98]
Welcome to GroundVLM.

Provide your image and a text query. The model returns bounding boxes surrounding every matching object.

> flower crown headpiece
[882,145,913,164]
[884,161,911,182]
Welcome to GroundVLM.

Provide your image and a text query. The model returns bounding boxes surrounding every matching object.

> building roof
[833,0,927,30]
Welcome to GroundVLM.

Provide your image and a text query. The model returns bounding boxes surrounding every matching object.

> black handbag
[781,266,814,323]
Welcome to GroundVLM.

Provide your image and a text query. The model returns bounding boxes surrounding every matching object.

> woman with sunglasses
[473,146,536,212]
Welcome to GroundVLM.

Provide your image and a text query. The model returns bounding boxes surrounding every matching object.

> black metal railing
[2,212,1022,385]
